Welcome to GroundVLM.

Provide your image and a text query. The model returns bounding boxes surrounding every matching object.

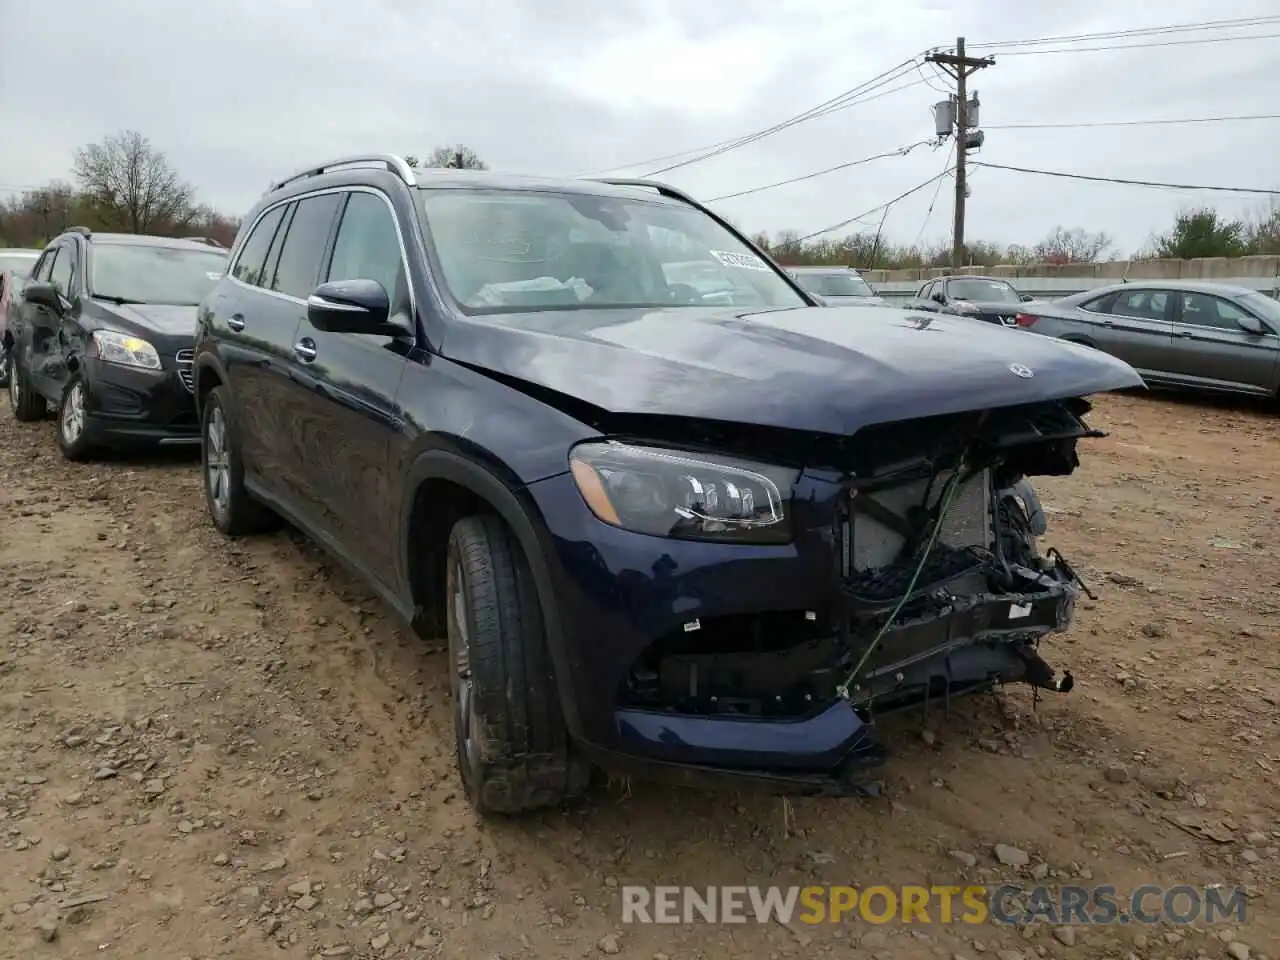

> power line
[988,31,1280,56]
[705,139,936,202]
[581,56,930,178]
[913,153,953,249]
[799,167,956,242]
[644,61,925,176]
[985,113,1280,130]
[969,15,1280,49]
[972,161,1280,195]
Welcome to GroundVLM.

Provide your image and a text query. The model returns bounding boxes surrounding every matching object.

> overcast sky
[1,0,1277,256]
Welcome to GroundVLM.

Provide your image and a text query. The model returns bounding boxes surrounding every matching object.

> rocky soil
[1,390,1277,960]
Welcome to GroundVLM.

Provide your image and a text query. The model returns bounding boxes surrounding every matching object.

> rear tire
[8,352,45,422]
[200,386,279,536]
[445,514,589,814]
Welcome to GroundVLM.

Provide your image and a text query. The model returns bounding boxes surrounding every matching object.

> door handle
[294,338,318,362]
[227,314,246,332]
[1173,330,1194,338]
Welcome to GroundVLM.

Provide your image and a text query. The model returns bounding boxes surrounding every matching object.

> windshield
[89,243,228,305]
[419,188,806,315]
[947,278,1020,303]
[0,252,38,278]
[793,271,875,298]
[1240,291,1280,327]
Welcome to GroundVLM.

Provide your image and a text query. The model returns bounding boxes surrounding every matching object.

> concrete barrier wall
[862,256,1280,304]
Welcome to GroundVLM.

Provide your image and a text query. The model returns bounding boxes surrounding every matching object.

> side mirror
[306,279,394,334]
[931,291,946,304]
[1020,294,1034,302]
[23,281,65,313]
[1237,314,1266,335]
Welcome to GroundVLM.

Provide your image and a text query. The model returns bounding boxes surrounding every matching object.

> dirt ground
[1,389,1276,960]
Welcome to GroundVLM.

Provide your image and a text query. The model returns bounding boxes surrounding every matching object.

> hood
[92,300,199,337]
[442,304,1143,436]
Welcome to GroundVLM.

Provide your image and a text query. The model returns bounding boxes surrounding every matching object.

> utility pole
[926,38,994,270]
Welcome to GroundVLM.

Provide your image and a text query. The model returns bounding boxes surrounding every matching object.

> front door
[287,188,412,588]
[24,243,75,402]
[1164,290,1280,395]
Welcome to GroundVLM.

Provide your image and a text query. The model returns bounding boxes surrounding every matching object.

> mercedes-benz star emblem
[1008,363,1034,379]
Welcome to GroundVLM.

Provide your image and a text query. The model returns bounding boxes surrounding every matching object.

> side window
[326,192,408,308]
[1079,292,1116,314]
[49,246,73,293]
[31,250,55,281]
[1180,293,1250,331]
[270,193,343,299]
[231,205,286,287]
[1111,290,1168,322]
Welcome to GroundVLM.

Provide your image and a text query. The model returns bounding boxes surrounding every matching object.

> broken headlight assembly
[569,440,798,544]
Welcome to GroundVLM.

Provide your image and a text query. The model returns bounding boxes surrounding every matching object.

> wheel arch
[401,448,582,738]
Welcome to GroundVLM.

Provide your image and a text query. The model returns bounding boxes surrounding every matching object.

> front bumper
[527,470,1080,794]
[81,355,199,447]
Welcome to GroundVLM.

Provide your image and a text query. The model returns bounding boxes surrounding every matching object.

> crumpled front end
[578,398,1099,795]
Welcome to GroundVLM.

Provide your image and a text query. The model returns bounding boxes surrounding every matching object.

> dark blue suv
[193,154,1142,814]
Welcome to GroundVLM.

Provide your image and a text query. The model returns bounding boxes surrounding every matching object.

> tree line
[752,205,1280,270]
[3,130,1277,270]
[0,131,489,250]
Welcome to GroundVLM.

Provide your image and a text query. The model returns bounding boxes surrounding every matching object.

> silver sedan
[1013,280,1280,400]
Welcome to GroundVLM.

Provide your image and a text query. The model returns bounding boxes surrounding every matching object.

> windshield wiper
[92,294,145,305]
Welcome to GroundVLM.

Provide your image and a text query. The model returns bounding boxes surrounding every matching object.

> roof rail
[590,177,702,208]
[68,225,92,237]
[266,154,418,195]
[186,236,225,248]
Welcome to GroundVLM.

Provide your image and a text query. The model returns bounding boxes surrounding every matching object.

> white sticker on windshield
[206,272,223,280]
[710,250,770,272]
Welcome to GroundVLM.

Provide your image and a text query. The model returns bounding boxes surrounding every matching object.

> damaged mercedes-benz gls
[195,157,1144,812]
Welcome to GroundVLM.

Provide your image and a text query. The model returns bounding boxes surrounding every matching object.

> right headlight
[568,440,798,544]
[91,330,161,370]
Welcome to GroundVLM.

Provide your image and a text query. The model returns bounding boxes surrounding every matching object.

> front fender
[399,449,583,738]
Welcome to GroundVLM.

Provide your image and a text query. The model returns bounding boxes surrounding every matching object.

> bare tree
[406,145,488,170]
[72,130,197,234]
[1032,225,1113,265]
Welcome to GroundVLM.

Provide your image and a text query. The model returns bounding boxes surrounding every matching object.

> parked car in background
[6,228,228,460]
[1013,280,1280,400]
[907,275,1035,326]
[787,265,889,306]
[0,248,41,387]
[192,154,1141,815]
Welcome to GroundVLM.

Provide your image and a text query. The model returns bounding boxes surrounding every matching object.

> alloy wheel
[447,556,479,771]
[205,406,231,517]
[61,382,86,444]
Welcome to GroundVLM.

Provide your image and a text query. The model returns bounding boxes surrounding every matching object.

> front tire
[56,377,94,461]
[445,514,589,814]
[8,352,45,422]
[201,386,278,536]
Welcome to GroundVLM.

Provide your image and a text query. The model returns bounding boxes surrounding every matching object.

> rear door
[1164,290,1280,394]
[205,202,297,496]
[1088,287,1177,374]
[288,188,412,587]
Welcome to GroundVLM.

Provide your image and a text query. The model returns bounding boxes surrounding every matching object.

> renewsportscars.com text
[621,884,1248,926]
